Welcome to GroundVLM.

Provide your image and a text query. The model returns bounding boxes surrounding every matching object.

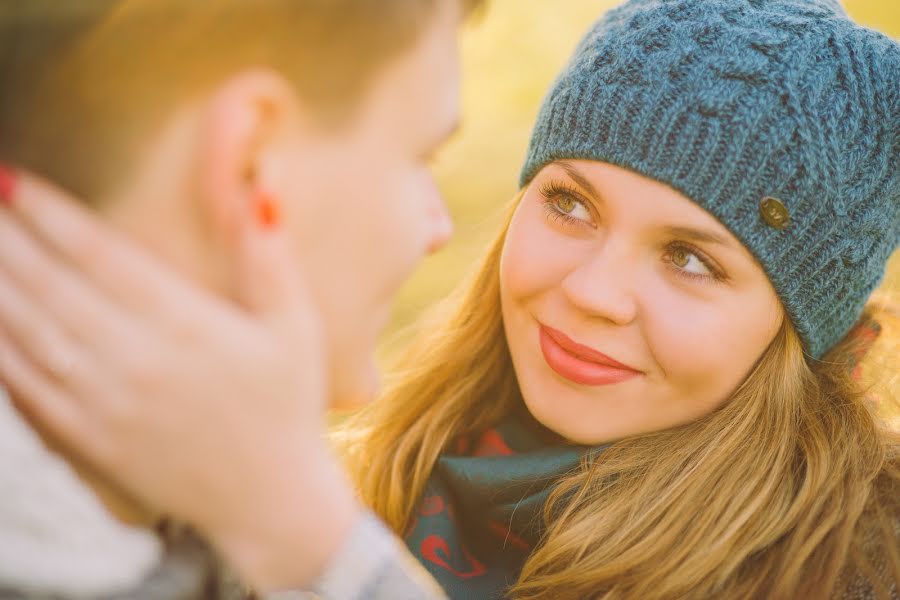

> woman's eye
[669,246,713,277]
[550,194,592,222]
[538,181,594,226]
[557,195,576,213]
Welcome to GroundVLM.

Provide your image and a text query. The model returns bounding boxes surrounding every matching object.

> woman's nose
[560,243,639,325]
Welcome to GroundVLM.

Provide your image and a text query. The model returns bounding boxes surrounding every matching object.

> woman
[2,0,899,598]
[338,0,900,596]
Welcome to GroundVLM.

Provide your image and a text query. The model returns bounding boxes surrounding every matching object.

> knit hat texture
[520,0,900,358]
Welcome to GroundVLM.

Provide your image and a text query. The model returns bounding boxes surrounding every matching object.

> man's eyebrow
[558,160,603,200]
[435,118,461,147]
[663,225,734,248]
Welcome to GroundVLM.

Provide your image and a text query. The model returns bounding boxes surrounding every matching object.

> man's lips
[538,324,641,386]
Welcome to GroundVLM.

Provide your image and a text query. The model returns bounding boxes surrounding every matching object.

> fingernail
[0,164,17,206]
[255,192,280,230]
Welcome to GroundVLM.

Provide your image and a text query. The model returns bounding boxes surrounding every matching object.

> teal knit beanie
[520,0,900,359]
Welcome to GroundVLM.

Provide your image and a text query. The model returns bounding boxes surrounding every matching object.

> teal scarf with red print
[403,411,598,599]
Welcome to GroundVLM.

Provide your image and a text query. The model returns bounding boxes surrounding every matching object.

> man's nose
[426,194,453,255]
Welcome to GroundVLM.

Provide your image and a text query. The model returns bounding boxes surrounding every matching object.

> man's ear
[194,68,299,251]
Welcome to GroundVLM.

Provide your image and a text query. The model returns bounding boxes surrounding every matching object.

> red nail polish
[0,164,17,206]
[255,193,280,229]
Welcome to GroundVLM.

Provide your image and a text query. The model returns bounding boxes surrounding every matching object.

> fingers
[0,210,136,349]
[0,269,97,391]
[0,330,90,457]
[233,216,304,313]
[2,167,236,325]
[231,200,324,342]
[4,164,308,332]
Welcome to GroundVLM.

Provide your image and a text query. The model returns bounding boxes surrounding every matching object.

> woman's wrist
[206,439,363,592]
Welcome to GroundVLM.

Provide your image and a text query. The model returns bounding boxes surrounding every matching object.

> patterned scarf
[404,409,598,599]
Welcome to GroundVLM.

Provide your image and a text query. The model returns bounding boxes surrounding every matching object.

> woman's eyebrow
[663,225,734,249]
[558,161,602,200]
[554,161,735,250]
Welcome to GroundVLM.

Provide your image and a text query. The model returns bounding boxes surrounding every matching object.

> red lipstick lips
[539,324,641,386]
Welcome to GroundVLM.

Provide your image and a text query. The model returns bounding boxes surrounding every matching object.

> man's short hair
[0,0,483,201]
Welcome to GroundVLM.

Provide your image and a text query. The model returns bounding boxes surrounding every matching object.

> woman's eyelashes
[663,242,728,283]
[539,180,595,227]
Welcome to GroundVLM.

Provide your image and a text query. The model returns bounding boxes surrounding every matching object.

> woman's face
[500,160,784,445]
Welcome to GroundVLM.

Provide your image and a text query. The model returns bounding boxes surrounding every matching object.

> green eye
[538,181,595,227]
[671,248,690,268]
[556,196,577,213]
[666,243,722,281]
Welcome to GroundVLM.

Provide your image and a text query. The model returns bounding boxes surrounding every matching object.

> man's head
[0,0,482,406]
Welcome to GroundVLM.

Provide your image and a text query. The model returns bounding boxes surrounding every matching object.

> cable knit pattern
[520,0,900,358]
[0,389,162,597]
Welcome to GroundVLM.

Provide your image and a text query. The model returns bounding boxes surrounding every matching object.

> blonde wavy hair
[335,192,900,599]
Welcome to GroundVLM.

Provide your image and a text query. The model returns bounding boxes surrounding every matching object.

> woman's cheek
[502,213,545,301]
[644,294,737,400]
[502,243,547,304]
[645,273,784,419]
[502,209,583,303]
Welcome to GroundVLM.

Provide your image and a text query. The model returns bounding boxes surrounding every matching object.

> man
[0,0,480,597]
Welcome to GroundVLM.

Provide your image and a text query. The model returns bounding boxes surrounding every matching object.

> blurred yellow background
[380,0,899,410]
